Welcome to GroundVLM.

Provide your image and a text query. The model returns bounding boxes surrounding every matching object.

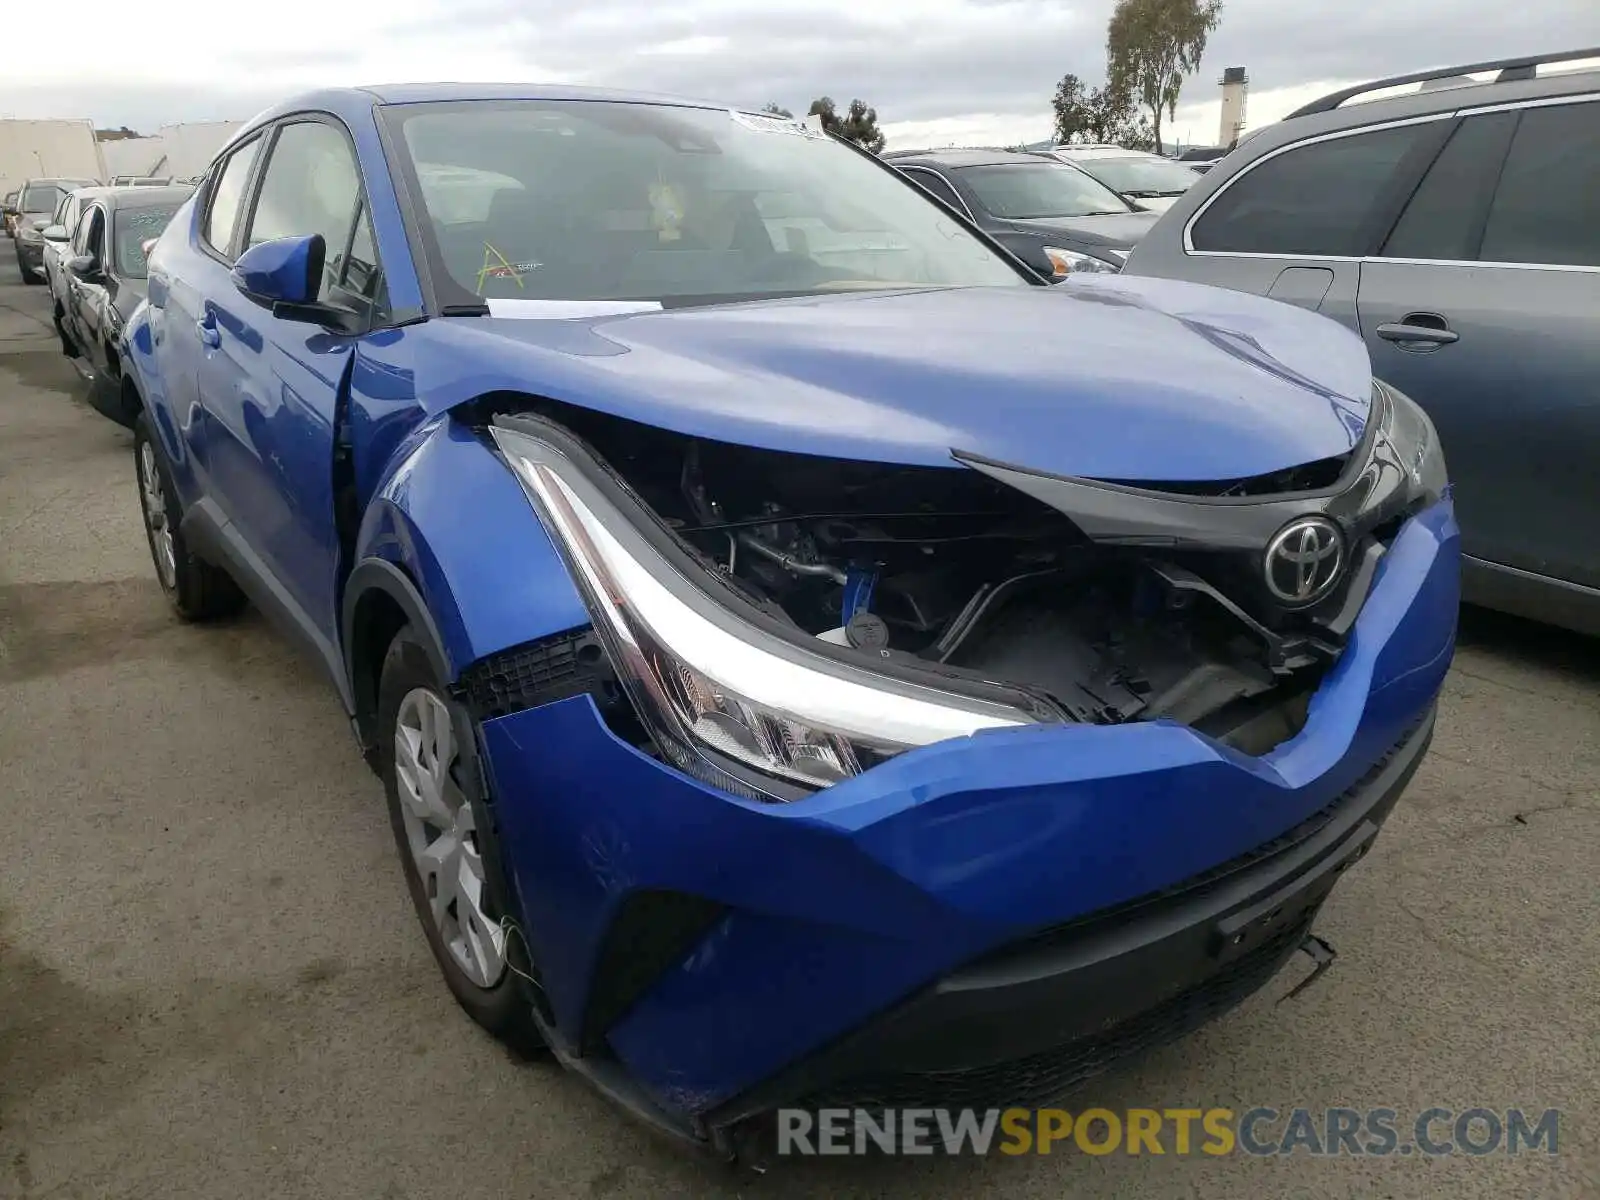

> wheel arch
[342,557,452,767]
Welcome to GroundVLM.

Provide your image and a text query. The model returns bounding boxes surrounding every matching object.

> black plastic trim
[341,557,453,731]
[578,890,728,1055]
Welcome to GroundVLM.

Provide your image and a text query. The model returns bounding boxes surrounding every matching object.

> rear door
[1357,97,1600,589]
[1146,118,1453,325]
[200,115,377,646]
[154,133,266,502]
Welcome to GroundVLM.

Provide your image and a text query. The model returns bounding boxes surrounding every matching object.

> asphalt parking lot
[1,255,1596,1200]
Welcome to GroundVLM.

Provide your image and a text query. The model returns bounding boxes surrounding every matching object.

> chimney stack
[1219,66,1248,146]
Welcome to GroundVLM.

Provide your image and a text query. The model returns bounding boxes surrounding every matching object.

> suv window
[1479,102,1600,268]
[245,120,365,303]
[900,167,966,213]
[56,195,80,236]
[1192,123,1436,256]
[204,138,263,256]
[78,207,106,266]
[1381,112,1517,262]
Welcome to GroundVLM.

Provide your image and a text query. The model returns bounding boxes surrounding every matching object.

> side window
[901,168,966,214]
[80,208,106,264]
[1479,102,1600,268]
[1381,112,1517,262]
[203,137,263,256]
[244,120,363,303]
[1192,123,1436,256]
[58,197,79,236]
[339,201,382,301]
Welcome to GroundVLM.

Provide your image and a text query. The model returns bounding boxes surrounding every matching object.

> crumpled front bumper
[479,498,1459,1126]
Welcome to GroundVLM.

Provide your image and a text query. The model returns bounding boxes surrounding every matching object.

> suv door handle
[196,313,221,349]
[1376,315,1458,348]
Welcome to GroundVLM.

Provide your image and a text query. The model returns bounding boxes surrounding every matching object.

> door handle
[1376,315,1458,348]
[196,314,221,349]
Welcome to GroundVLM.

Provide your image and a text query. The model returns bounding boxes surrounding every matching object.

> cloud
[2,0,1594,149]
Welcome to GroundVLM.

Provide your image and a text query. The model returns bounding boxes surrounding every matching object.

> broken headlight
[1380,382,1447,509]
[490,425,1033,801]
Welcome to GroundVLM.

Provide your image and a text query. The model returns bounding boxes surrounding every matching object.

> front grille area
[806,922,1308,1112]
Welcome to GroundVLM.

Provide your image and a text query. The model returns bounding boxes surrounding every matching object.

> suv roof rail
[1285,45,1600,119]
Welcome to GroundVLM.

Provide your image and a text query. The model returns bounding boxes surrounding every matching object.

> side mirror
[67,254,97,278]
[231,234,324,308]
[41,224,69,242]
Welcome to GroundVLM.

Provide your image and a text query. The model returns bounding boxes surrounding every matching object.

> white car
[1037,145,1202,213]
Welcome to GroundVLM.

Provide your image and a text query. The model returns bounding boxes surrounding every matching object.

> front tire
[377,627,545,1056]
[134,413,245,620]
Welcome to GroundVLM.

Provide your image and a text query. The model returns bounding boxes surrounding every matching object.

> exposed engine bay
[485,401,1397,756]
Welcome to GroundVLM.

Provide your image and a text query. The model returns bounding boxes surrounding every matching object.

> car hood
[1004,211,1160,250]
[431,275,1373,483]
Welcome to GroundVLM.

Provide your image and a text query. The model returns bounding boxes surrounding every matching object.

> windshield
[113,204,181,278]
[21,184,73,214]
[955,164,1132,219]
[1077,156,1200,197]
[388,100,1030,307]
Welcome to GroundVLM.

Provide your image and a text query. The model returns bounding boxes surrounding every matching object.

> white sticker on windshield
[485,299,664,320]
[729,109,826,139]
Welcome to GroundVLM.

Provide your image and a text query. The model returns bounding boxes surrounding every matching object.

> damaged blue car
[121,84,1459,1155]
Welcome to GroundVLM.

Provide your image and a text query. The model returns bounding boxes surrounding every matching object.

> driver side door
[196,115,382,666]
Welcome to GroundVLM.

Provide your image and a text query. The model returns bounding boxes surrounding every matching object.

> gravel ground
[1,254,1595,1199]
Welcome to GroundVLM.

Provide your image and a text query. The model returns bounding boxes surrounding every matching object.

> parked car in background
[110,175,175,186]
[1124,46,1600,635]
[1037,145,1203,212]
[11,177,98,283]
[41,186,113,326]
[121,85,1457,1154]
[885,148,1156,276]
[56,185,189,426]
[2,191,19,237]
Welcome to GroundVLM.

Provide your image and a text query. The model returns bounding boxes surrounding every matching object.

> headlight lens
[1043,246,1121,278]
[490,425,1034,800]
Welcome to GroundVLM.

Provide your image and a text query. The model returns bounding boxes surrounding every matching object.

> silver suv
[1124,47,1600,636]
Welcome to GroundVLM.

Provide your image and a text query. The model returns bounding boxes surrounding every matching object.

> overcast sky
[5,0,1597,148]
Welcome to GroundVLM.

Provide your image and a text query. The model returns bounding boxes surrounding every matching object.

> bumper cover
[479,497,1459,1124]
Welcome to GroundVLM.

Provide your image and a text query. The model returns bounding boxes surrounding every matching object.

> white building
[0,119,107,199]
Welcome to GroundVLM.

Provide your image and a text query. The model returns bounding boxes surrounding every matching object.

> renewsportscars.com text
[776,1106,1560,1157]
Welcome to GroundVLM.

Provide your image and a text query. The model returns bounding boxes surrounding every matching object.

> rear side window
[203,138,263,257]
[1192,123,1434,256]
[1381,112,1516,261]
[1479,102,1600,268]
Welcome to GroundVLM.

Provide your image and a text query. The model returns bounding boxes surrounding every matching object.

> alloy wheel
[393,687,508,989]
[139,442,177,590]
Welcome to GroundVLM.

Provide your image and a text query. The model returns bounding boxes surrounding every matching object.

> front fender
[349,413,589,679]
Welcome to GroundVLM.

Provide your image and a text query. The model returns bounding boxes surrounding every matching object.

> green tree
[1107,0,1223,154]
[807,96,887,154]
[761,102,793,118]
[1051,73,1157,150]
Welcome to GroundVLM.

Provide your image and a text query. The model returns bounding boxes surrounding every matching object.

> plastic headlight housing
[1043,246,1121,278]
[490,425,1035,801]
[1382,383,1447,508]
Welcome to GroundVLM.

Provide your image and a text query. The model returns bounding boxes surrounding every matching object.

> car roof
[887,149,1058,169]
[98,185,194,210]
[1050,146,1156,159]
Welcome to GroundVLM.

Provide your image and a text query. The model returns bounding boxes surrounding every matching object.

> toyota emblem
[1264,516,1344,606]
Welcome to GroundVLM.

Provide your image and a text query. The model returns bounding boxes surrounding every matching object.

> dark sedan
[56,185,190,425]
[885,149,1157,278]
[11,177,98,283]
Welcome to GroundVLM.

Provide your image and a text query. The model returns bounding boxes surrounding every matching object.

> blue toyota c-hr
[120,84,1459,1156]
